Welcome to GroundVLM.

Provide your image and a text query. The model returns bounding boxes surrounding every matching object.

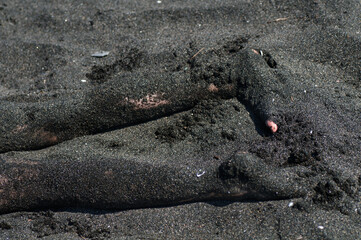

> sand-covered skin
[0,0,360,239]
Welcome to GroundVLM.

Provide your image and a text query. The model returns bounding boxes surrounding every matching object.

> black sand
[0,0,360,239]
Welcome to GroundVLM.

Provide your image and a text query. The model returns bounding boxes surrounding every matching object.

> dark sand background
[0,0,360,239]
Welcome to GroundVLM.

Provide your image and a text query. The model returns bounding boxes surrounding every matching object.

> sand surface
[0,0,360,239]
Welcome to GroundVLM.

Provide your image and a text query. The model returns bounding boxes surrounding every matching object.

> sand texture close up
[0,0,360,239]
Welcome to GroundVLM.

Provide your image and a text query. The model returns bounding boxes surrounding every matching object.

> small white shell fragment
[81,79,87,83]
[288,201,294,207]
[91,51,110,58]
[196,169,205,177]
[317,225,324,230]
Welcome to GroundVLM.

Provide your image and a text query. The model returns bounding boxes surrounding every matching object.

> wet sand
[0,0,360,239]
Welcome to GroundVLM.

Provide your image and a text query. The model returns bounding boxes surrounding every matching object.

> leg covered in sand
[0,44,297,213]
[0,151,306,214]
[0,47,286,153]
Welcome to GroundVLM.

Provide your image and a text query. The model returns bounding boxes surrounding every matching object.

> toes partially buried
[265,120,278,133]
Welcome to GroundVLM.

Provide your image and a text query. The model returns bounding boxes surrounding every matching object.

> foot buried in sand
[0,46,285,153]
[0,43,292,213]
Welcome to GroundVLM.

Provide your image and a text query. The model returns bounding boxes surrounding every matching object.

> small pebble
[91,51,110,58]
[196,169,205,177]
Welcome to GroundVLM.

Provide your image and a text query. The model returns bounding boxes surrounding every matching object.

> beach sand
[0,0,360,239]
